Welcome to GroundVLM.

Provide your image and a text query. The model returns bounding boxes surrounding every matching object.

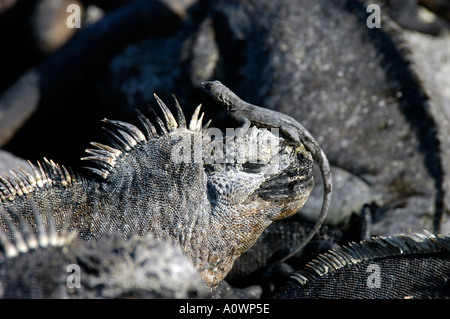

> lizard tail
[277,144,332,264]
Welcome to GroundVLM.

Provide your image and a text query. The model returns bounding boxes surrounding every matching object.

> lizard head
[204,125,314,237]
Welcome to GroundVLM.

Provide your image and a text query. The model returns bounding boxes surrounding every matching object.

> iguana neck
[182,202,274,286]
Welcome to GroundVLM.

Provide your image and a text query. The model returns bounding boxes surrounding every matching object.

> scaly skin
[0,205,210,298]
[274,232,450,299]
[0,91,320,286]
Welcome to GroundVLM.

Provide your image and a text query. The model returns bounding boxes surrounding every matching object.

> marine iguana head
[199,122,314,285]
[203,125,314,223]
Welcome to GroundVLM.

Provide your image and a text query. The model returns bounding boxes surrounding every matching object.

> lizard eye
[241,162,266,174]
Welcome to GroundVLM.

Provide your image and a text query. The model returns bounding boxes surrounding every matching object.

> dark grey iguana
[0,203,210,299]
[0,91,328,288]
[274,231,450,299]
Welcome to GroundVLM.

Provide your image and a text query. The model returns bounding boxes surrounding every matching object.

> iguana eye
[241,162,266,174]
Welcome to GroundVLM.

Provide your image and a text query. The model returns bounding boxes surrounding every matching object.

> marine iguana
[2,0,447,235]
[0,91,330,287]
[274,231,450,299]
